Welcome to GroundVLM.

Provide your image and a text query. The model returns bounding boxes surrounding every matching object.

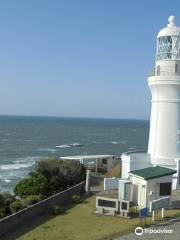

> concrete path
[114,219,180,240]
[114,190,180,240]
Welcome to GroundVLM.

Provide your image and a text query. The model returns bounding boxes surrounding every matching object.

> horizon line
[0,114,149,121]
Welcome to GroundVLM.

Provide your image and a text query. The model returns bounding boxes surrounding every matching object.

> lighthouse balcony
[148,68,180,77]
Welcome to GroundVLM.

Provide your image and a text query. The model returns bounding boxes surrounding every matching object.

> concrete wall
[0,182,85,238]
[90,173,102,185]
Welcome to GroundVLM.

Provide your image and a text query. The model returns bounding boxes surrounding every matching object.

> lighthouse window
[157,36,172,60]
[157,65,160,75]
[175,64,178,73]
[159,182,172,196]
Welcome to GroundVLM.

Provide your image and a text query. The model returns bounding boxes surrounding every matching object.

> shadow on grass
[0,194,90,240]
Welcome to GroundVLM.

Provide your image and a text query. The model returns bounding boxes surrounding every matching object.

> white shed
[129,166,176,209]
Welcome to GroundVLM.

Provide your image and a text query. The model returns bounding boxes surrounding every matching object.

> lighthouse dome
[156,16,180,61]
[157,16,180,38]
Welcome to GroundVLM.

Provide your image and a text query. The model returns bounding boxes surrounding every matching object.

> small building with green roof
[129,166,176,208]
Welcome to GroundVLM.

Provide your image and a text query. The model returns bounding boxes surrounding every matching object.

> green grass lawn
[18,195,180,240]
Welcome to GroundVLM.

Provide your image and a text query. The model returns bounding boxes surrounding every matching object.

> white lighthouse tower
[148,16,180,167]
[148,16,180,188]
[121,16,180,189]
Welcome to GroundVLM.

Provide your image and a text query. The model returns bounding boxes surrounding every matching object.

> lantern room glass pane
[157,36,172,60]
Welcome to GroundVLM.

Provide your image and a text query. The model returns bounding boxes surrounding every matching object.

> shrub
[0,208,6,219]
[14,159,86,199]
[0,192,15,215]
[72,195,82,204]
[14,175,48,198]
[53,205,65,215]
[10,200,26,213]
[0,193,15,206]
[23,195,42,205]
[36,159,86,196]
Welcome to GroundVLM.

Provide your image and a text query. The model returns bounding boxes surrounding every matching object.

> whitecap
[129,147,136,150]
[56,143,83,148]
[56,145,71,148]
[3,179,12,183]
[110,141,118,145]
[39,148,58,153]
[69,143,83,147]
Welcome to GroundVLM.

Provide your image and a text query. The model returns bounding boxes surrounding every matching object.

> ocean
[0,116,149,193]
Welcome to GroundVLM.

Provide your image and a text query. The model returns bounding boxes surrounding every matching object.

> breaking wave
[0,156,41,171]
[0,162,34,170]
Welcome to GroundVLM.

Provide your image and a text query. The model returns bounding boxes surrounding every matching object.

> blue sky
[0,0,179,119]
